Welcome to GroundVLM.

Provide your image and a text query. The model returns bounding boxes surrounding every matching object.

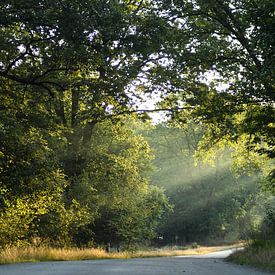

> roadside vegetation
[228,240,275,273]
[0,244,241,265]
[0,0,274,272]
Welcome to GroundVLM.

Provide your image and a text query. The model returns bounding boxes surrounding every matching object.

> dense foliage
[143,124,272,244]
[0,0,171,248]
[151,0,274,157]
[0,0,273,250]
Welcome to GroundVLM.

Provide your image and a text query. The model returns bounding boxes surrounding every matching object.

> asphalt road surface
[0,249,272,275]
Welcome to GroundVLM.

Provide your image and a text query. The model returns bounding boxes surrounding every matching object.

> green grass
[228,240,275,273]
[0,244,242,265]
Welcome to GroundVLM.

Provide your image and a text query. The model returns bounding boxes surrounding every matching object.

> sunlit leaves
[145,123,265,242]
[155,0,274,162]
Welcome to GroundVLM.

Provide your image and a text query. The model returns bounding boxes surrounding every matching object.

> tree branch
[0,72,55,97]
[106,106,195,118]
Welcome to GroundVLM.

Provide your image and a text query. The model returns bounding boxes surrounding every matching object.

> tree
[136,0,274,194]
[144,0,274,159]
[70,118,172,247]
[0,81,92,246]
[0,0,172,193]
[91,185,171,247]
[144,123,266,243]
[0,1,172,247]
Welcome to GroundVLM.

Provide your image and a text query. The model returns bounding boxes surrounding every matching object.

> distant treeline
[143,125,275,245]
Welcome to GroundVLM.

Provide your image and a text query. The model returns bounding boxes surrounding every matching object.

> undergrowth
[228,240,275,273]
[0,244,240,265]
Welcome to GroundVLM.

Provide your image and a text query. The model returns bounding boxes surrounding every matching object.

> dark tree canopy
[148,0,274,158]
[0,0,172,248]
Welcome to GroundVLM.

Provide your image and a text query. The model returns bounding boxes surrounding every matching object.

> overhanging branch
[107,106,195,117]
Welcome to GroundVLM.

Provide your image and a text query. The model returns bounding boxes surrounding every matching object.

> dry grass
[131,244,241,258]
[0,244,242,265]
[0,247,128,264]
[228,240,275,273]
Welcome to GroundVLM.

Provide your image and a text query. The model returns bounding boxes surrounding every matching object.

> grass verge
[0,244,241,265]
[0,247,128,264]
[228,240,275,273]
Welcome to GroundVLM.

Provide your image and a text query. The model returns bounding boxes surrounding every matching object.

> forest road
[0,249,272,275]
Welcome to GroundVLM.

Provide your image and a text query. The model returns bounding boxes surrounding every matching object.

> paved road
[176,248,243,259]
[0,249,272,275]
